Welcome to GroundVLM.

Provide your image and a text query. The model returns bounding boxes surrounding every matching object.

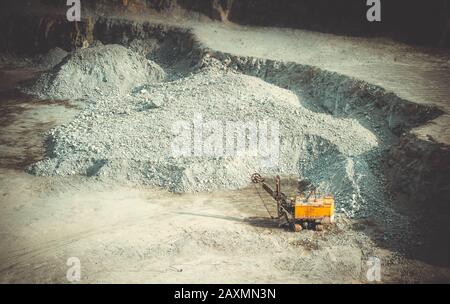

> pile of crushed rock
[24,44,385,216]
[24,44,165,100]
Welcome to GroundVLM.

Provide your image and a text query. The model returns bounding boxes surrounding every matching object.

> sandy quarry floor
[3,169,449,284]
[0,65,449,284]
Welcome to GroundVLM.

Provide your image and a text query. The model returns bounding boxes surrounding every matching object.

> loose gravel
[24,44,166,100]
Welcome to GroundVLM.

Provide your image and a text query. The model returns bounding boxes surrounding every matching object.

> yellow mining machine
[251,173,334,231]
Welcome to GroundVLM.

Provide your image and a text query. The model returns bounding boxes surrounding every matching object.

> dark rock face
[225,0,450,47]
[105,0,450,46]
[387,134,450,205]
[2,0,449,47]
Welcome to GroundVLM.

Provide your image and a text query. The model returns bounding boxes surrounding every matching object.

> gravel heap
[24,44,166,100]
[26,45,384,216]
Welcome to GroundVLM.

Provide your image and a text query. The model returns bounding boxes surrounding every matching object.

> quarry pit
[0,1,449,283]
